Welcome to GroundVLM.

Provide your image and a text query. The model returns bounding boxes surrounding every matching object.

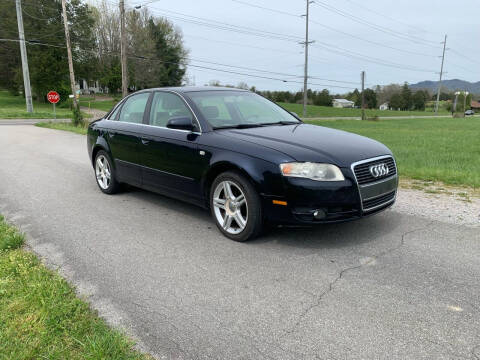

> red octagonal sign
[47,91,60,104]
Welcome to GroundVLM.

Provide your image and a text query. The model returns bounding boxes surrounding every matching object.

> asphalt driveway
[0,125,479,360]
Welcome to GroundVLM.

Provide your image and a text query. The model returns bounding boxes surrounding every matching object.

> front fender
[202,150,285,197]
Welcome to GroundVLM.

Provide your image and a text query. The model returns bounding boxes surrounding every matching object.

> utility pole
[61,0,78,108]
[301,0,314,118]
[463,91,469,117]
[120,0,128,98]
[453,91,459,116]
[15,0,33,113]
[361,70,366,120]
[434,34,447,115]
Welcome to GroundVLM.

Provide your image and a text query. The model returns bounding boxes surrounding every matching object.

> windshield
[186,91,301,129]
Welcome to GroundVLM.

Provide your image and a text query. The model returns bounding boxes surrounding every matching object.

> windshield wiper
[213,123,266,130]
[260,121,300,126]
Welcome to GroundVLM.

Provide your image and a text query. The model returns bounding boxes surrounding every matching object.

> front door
[140,91,207,202]
[106,92,151,186]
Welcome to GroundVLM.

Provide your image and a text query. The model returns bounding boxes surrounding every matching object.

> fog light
[313,209,326,220]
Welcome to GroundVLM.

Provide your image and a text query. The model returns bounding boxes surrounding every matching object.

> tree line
[0,0,187,102]
[221,82,470,111]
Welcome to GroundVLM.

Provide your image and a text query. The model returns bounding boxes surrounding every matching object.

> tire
[94,150,120,194]
[210,171,263,242]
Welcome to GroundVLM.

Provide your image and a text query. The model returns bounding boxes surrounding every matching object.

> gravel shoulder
[80,106,108,121]
[395,182,479,227]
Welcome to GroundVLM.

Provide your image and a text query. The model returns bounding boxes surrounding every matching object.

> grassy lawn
[279,102,450,118]
[36,121,88,135]
[0,90,75,119]
[305,117,480,188]
[0,215,150,359]
[79,97,118,112]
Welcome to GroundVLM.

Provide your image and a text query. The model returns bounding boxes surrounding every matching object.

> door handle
[141,138,150,145]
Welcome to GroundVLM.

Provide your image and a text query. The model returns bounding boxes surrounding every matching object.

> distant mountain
[410,79,480,94]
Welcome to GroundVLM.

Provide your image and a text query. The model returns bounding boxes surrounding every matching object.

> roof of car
[138,86,250,93]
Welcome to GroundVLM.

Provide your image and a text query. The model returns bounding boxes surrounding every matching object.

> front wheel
[210,171,263,242]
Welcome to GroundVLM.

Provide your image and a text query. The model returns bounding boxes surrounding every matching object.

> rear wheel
[94,150,120,194]
[210,171,263,242]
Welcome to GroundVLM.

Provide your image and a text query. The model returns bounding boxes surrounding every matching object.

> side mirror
[167,116,194,131]
[290,111,300,119]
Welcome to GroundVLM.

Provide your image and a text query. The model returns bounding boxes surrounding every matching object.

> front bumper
[262,166,398,225]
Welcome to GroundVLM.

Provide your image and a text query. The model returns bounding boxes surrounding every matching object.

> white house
[332,99,355,108]
[379,102,389,110]
[75,79,106,95]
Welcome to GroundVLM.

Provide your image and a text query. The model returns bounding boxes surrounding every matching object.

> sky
[125,0,478,94]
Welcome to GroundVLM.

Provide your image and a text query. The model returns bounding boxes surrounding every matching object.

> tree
[99,57,122,93]
[313,89,333,106]
[143,17,187,87]
[466,93,473,109]
[376,84,402,105]
[412,90,427,110]
[363,88,377,109]
[401,83,412,110]
[390,93,403,110]
[0,0,96,101]
[93,2,187,93]
[347,89,361,107]
[237,82,249,90]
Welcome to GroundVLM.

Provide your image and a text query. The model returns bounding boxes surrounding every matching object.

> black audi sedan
[87,87,398,241]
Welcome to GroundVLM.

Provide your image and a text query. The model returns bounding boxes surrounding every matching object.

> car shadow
[252,213,403,250]
[123,186,403,250]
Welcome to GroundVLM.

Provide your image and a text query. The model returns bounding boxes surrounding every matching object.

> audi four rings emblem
[369,163,389,178]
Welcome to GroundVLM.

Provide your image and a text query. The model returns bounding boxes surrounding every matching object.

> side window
[108,104,121,120]
[149,92,194,128]
[118,93,150,124]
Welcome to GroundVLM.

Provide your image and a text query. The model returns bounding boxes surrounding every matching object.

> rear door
[140,91,207,201]
[106,92,151,186]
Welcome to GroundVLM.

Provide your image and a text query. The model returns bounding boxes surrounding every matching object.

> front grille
[363,191,395,211]
[354,157,396,185]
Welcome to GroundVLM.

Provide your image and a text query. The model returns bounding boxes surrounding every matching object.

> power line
[0,37,361,85]
[144,6,437,74]
[312,0,439,47]
[142,7,303,43]
[342,0,430,34]
[231,0,299,18]
[22,7,60,21]
[0,38,357,90]
[183,33,302,56]
[311,41,434,73]
[449,48,480,66]
[230,0,437,58]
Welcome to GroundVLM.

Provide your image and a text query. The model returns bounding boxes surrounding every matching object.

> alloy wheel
[95,154,111,190]
[213,180,248,234]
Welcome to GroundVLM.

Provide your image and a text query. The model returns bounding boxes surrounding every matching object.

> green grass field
[0,215,150,359]
[36,121,88,135]
[79,98,118,112]
[305,117,480,188]
[279,102,449,118]
[0,90,75,119]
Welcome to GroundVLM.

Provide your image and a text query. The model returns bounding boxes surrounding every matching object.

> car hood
[218,123,392,167]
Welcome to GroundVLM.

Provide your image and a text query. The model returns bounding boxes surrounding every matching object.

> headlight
[280,162,345,181]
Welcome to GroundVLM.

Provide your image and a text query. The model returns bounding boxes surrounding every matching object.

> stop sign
[47,91,60,104]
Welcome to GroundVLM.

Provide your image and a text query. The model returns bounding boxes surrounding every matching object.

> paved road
[1,125,479,360]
